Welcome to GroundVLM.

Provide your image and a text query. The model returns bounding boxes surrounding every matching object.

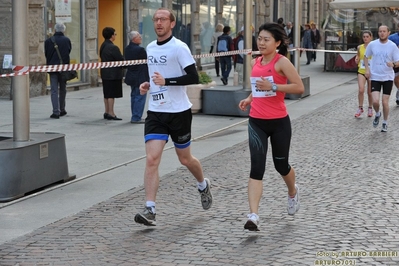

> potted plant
[187,71,216,113]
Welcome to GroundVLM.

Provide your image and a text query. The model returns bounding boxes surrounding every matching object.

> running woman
[238,23,304,231]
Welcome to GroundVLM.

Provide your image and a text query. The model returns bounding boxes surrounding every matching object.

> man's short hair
[54,23,66,33]
[128,31,139,41]
[223,26,231,34]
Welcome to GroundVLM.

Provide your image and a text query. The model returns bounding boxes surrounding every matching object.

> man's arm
[164,63,199,85]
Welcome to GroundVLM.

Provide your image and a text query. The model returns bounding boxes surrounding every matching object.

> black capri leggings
[248,115,292,180]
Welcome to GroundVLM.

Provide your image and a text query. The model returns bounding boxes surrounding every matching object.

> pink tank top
[249,54,288,119]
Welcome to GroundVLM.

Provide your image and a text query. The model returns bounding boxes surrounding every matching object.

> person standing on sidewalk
[235,26,245,85]
[354,30,373,118]
[99,27,124,121]
[217,26,233,85]
[310,22,321,62]
[238,23,304,231]
[302,23,313,65]
[210,23,224,77]
[44,23,71,119]
[388,23,399,106]
[125,31,149,123]
[134,8,213,227]
[364,25,399,132]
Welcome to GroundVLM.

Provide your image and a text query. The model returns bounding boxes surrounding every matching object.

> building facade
[0,0,329,98]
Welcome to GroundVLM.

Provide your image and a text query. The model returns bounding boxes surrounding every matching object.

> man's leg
[382,94,390,121]
[131,86,146,121]
[225,56,232,82]
[134,139,166,226]
[175,145,204,182]
[220,57,227,79]
[381,80,394,121]
[58,73,67,113]
[371,81,382,128]
[175,145,212,210]
[144,139,166,202]
[394,74,399,105]
[50,73,60,115]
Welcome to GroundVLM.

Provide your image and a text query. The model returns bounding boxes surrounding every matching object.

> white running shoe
[244,213,260,231]
[287,184,300,215]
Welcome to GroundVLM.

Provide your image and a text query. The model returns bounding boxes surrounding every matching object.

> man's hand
[151,72,165,86]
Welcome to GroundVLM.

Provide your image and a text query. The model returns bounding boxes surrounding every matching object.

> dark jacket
[311,29,321,45]
[124,42,149,87]
[44,32,71,65]
[99,39,124,80]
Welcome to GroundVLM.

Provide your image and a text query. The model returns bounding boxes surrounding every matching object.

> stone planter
[187,81,216,113]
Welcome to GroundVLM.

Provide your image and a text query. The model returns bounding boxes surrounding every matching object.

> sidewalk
[1,54,398,265]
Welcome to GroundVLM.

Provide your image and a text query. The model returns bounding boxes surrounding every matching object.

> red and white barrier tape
[1,48,356,78]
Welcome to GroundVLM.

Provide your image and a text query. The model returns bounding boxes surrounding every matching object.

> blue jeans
[219,56,232,81]
[130,86,147,121]
[50,72,67,115]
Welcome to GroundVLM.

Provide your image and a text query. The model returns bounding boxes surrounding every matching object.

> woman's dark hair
[102,27,115,39]
[258,23,289,56]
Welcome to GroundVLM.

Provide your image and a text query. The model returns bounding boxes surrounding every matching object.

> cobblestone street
[1,88,399,265]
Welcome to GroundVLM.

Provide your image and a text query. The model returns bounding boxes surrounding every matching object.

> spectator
[235,26,245,84]
[99,27,124,120]
[217,25,234,85]
[210,23,224,77]
[125,31,149,123]
[302,23,313,65]
[310,22,321,61]
[44,23,71,119]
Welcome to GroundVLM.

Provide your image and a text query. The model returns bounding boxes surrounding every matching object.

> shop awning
[329,0,399,9]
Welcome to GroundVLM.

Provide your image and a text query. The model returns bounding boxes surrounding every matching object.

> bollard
[233,72,238,86]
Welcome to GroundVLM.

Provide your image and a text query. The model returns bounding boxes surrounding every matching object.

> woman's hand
[238,97,252,111]
[139,82,150,95]
[255,76,272,91]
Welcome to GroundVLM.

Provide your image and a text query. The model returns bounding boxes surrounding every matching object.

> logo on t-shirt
[148,55,167,64]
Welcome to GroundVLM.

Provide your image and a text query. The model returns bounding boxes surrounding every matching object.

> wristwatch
[271,83,278,92]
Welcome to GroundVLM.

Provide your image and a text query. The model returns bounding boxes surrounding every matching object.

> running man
[134,8,213,226]
[364,25,399,132]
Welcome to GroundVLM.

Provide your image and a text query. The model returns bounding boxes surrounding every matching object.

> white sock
[376,111,381,117]
[197,180,207,191]
[146,201,156,213]
[382,120,388,125]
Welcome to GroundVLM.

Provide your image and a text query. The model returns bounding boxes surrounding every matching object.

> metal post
[12,0,30,141]
[243,0,252,90]
[294,0,302,74]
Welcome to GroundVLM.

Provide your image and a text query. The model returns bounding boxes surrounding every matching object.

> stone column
[85,0,99,86]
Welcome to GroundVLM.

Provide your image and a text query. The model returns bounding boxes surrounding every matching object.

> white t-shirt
[146,37,195,113]
[365,39,399,81]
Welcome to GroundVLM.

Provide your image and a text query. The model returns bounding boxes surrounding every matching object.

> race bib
[251,76,277,98]
[150,86,170,107]
[360,60,365,69]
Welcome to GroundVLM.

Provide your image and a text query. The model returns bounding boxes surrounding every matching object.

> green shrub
[198,71,212,84]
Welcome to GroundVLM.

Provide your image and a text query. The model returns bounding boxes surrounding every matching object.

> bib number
[150,86,170,106]
[251,76,276,98]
